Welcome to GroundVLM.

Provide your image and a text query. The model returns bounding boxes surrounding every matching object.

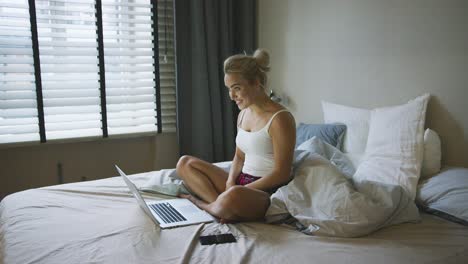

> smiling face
[224,73,260,110]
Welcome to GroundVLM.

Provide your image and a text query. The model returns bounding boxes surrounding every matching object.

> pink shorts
[235,172,261,186]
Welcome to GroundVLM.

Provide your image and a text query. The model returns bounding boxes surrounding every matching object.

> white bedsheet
[1,171,468,264]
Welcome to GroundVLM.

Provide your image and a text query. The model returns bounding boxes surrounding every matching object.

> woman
[176,49,296,222]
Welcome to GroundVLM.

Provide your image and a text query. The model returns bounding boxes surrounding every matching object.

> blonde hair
[223,49,270,89]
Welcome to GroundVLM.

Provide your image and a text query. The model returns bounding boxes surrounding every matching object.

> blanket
[266,137,421,237]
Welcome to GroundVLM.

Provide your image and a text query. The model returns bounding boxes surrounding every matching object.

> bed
[2,94,468,264]
[1,170,468,264]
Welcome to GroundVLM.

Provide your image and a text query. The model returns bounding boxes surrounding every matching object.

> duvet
[266,137,420,237]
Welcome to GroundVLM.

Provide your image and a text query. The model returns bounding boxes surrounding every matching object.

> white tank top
[236,109,290,177]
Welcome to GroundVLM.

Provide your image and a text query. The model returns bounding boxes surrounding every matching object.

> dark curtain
[174,0,257,162]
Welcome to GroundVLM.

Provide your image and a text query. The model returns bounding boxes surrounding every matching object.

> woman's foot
[179,193,208,211]
[180,194,233,223]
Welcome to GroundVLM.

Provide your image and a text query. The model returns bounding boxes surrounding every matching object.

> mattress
[1,171,468,264]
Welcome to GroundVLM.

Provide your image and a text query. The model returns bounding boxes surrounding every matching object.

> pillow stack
[322,94,432,200]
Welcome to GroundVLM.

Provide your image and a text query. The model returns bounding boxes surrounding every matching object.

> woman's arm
[226,109,246,190]
[245,112,296,191]
[226,147,245,190]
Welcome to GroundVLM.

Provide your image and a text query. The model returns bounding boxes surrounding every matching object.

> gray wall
[258,0,468,167]
[0,133,179,199]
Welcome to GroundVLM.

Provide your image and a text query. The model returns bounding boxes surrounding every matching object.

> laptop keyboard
[149,202,187,224]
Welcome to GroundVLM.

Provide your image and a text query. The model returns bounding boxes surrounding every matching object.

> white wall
[0,133,179,199]
[258,0,468,167]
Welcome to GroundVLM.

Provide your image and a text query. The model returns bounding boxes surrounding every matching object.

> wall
[0,133,179,199]
[258,0,468,167]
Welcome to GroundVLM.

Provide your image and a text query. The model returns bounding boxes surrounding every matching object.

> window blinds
[0,0,176,145]
[102,0,157,135]
[0,0,39,144]
[36,0,102,140]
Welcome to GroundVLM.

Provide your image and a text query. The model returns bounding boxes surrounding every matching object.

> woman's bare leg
[181,186,271,222]
[176,155,229,203]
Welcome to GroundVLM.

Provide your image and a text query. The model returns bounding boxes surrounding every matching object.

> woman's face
[224,73,260,110]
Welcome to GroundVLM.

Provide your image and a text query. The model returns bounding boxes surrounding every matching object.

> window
[0,0,176,145]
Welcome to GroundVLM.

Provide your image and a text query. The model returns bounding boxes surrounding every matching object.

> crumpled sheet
[265,137,421,237]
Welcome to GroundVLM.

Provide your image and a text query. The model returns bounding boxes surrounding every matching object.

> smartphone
[199,233,237,245]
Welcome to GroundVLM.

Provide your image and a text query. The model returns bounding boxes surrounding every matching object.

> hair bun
[253,49,270,72]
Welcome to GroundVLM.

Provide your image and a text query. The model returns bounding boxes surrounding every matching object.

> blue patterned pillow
[296,123,346,150]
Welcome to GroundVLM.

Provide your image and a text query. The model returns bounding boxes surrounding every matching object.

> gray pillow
[416,167,468,225]
[296,123,346,150]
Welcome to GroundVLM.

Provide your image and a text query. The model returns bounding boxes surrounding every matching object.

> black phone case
[199,233,237,245]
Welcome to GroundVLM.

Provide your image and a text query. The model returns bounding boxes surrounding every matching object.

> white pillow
[322,100,442,176]
[322,101,370,154]
[354,94,430,200]
[343,152,364,170]
[421,128,442,178]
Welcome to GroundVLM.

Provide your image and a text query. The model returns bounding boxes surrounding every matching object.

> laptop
[116,165,215,228]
